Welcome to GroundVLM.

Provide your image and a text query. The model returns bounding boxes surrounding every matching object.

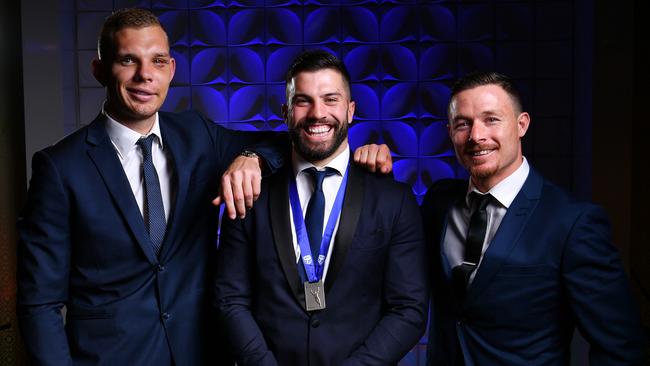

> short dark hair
[448,71,523,116]
[285,49,352,100]
[97,8,165,61]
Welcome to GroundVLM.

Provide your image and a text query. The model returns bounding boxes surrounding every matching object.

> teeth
[306,125,331,135]
[472,150,491,156]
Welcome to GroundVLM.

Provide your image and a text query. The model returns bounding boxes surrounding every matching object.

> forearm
[214,217,279,366]
[17,150,73,365]
[17,303,73,366]
[563,205,645,365]
[344,189,429,365]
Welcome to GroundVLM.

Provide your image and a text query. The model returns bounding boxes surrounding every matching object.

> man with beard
[422,71,645,365]
[214,50,429,365]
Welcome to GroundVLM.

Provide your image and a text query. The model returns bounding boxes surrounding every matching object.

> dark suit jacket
[214,162,429,366]
[422,168,645,366]
[17,110,286,366]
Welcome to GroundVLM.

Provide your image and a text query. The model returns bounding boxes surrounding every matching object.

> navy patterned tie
[137,135,166,257]
[304,167,337,257]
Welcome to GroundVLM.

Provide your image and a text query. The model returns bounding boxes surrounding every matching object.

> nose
[134,61,154,82]
[307,100,326,121]
[469,121,486,143]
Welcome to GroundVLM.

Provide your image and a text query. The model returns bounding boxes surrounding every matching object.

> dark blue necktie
[304,167,337,257]
[137,135,166,257]
[451,192,492,300]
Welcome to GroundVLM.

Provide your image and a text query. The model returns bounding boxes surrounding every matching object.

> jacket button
[162,312,170,321]
[157,264,166,272]
[311,319,320,328]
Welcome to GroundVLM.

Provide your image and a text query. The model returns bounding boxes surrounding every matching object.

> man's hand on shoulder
[212,153,262,219]
[353,144,392,174]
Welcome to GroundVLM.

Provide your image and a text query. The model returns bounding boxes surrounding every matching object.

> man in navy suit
[214,50,429,365]
[15,8,292,365]
[422,71,645,365]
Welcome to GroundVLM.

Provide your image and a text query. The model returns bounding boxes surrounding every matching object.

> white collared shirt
[444,157,530,283]
[289,148,350,283]
[104,112,173,222]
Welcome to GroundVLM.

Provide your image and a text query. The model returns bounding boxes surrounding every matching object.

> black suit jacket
[214,162,429,366]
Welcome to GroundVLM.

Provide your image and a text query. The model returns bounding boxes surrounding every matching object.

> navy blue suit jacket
[214,162,429,366]
[422,168,645,365]
[17,110,285,366]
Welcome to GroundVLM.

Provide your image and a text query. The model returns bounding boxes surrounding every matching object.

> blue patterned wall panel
[75,0,576,202]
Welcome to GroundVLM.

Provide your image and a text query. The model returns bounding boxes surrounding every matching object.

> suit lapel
[156,116,191,260]
[269,168,307,309]
[325,163,364,293]
[464,169,543,306]
[85,116,157,264]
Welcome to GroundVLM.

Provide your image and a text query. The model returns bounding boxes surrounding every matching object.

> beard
[289,118,349,163]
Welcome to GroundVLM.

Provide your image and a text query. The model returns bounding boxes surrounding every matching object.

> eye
[324,96,339,105]
[485,116,500,124]
[119,56,135,65]
[153,57,169,66]
[453,120,470,130]
[293,97,310,106]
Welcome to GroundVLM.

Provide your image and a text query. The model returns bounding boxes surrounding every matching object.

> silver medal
[304,281,326,311]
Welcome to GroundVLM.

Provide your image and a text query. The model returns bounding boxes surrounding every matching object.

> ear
[91,58,106,86]
[281,104,289,122]
[517,112,531,138]
[168,56,176,82]
[347,100,355,124]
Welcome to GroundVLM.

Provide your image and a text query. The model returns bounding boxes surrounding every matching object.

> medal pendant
[304,281,326,311]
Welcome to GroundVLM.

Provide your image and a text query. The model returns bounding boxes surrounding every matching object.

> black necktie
[137,135,167,257]
[451,192,492,299]
[304,167,337,257]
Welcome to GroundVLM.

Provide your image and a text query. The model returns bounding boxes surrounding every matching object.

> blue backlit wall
[76,1,577,205]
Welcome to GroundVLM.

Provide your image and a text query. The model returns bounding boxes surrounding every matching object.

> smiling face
[284,68,355,166]
[93,25,175,134]
[448,84,530,192]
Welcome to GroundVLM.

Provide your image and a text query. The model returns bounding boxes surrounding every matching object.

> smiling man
[214,50,429,366]
[422,71,645,365]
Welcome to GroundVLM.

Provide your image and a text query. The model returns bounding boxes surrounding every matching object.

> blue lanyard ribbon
[288,166,348,283]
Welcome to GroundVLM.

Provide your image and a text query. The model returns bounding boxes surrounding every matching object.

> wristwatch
[239,150,259,159]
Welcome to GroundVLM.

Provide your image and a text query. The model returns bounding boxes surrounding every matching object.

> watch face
[240,150,258,158]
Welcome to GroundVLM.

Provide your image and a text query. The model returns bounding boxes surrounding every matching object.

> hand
[353,144,392,174]
[212,155,262,219]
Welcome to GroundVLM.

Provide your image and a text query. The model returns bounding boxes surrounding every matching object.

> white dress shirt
[289,148,349,283]
[104,112,173,222]
[444,157,530,283]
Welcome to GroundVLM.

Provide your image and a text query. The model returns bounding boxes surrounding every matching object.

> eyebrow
[115,51,171,58]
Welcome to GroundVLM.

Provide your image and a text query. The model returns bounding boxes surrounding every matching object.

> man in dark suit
[15,8,291,365]
[214,50,429,365]
[422,71,645,365]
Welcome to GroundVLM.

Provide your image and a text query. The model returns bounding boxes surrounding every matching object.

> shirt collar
[103,106,163,159]
[466,157,530,209]
[292,146,350,178]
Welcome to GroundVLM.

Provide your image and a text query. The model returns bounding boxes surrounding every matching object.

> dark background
[1,0,648,365]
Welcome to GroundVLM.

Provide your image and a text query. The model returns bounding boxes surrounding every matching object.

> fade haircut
[97,8,165,61]
[448,71,523,118]
[285,49,352,103]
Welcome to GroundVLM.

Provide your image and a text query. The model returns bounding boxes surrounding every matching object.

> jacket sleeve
[341,185,430,365]
[198,111,290,175]
[562,204,645,365]
[213,215,280,366]
[17,150,74,366]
